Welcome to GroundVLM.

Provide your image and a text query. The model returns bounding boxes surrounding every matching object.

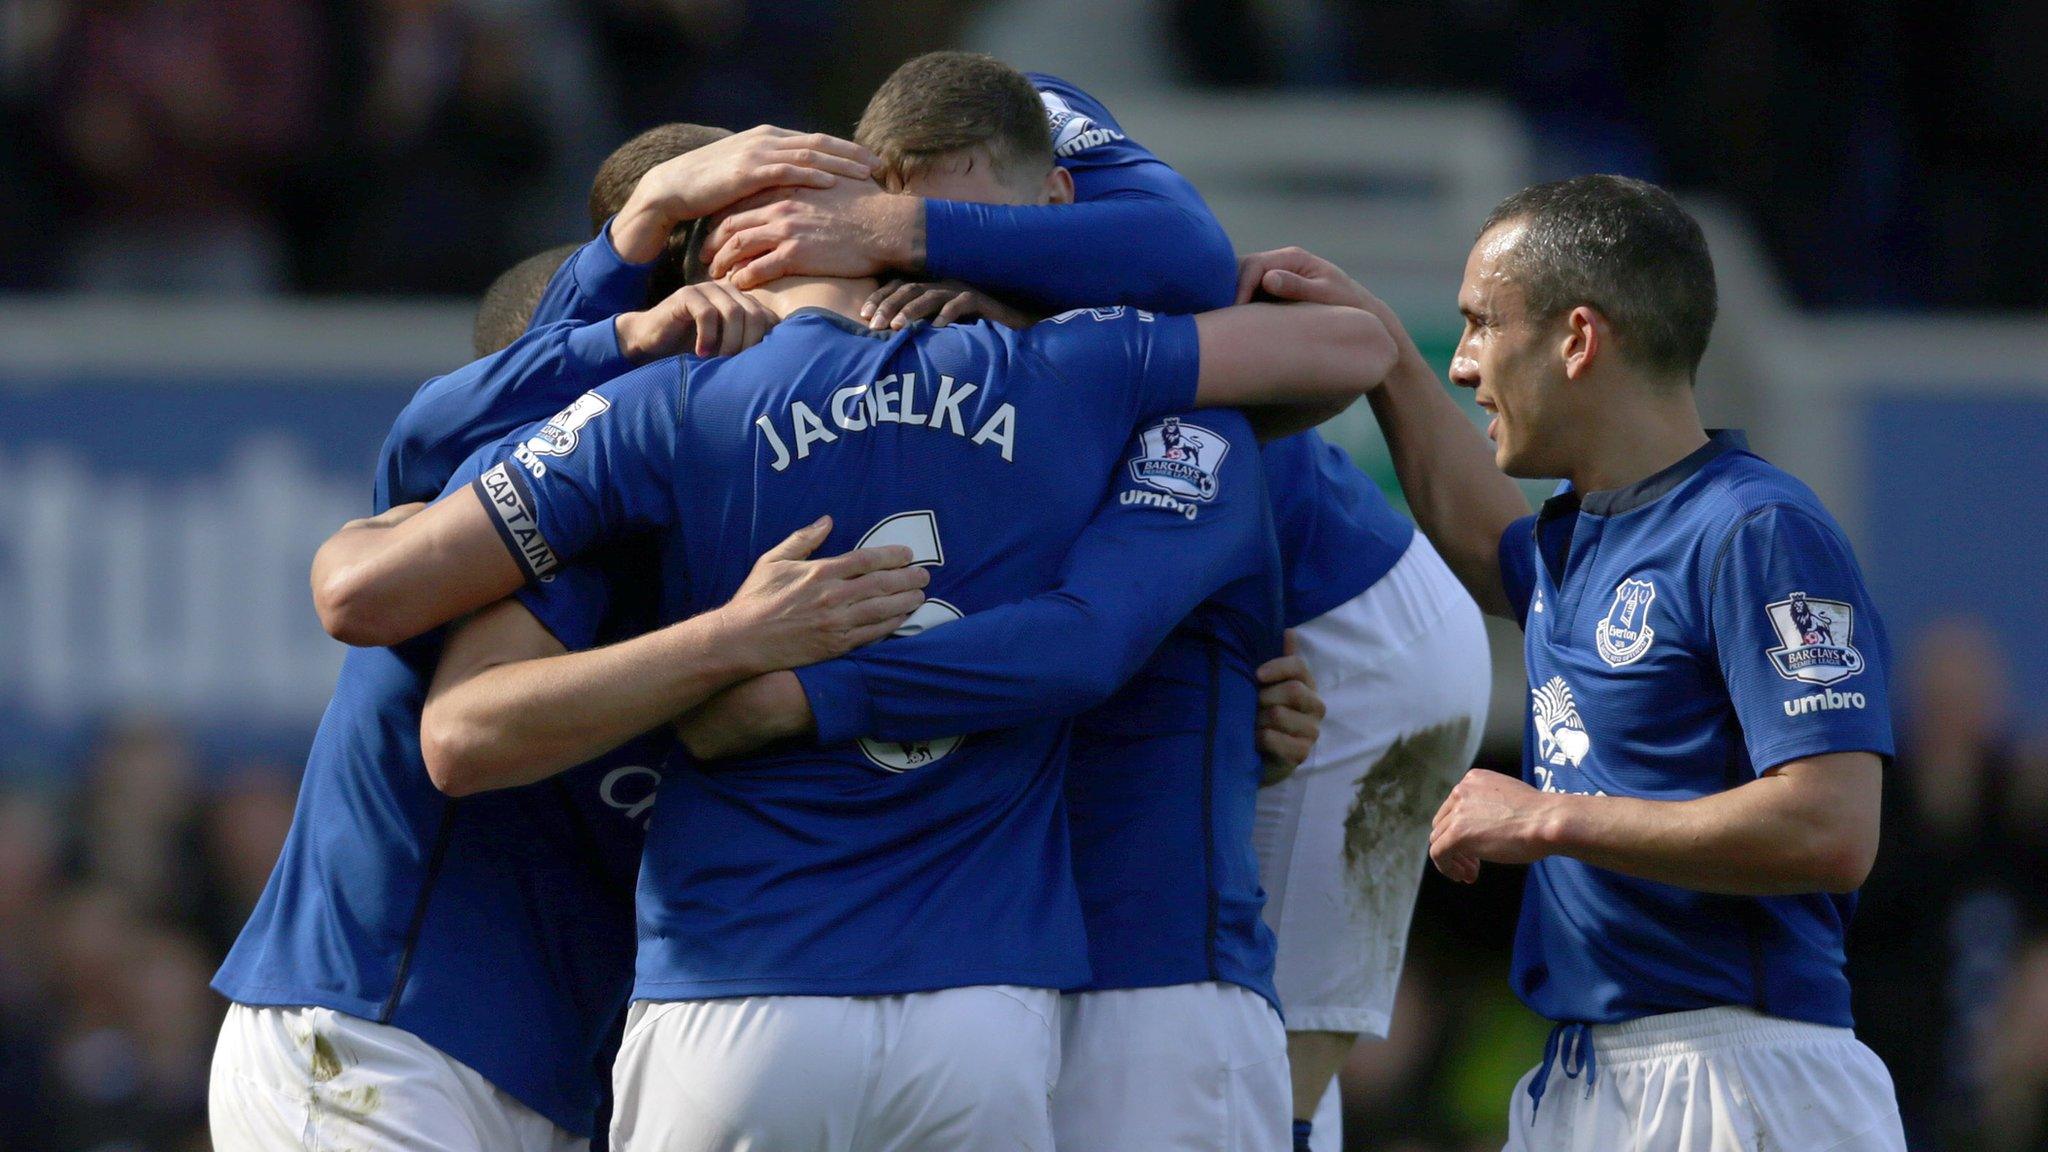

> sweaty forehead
[1464,222,1529,312]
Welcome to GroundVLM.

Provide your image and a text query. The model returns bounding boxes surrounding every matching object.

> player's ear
[1041,166,1074,206]
[1560,305,1600,381]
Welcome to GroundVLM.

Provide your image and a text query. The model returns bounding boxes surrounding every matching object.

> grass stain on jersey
[1341,719,1473,896]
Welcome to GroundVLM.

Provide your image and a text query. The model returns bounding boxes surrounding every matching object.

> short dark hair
[473,243,579,357]
[856,52,1053,189]
[587,122,734,231]
[1480,174,1718,378]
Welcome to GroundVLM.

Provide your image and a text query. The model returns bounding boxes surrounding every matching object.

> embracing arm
[1237,248,1529,613]
[1430,752,1882,895]
[423,598,754,796]
[1193,301,1397,439]
[537,126,880,328]
[707,76,1238,315]
[312,488,524,648]
[919,193,1235,314]
[422,519,926,795]
[680,416,1273,760]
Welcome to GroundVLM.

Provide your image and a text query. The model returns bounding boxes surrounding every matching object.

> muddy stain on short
[307,1029,383,1121]
[1341,718,1473,893]
[310,1032,344,1082]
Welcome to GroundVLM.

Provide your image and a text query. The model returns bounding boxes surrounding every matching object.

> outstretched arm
[421,519,925,795]
[1236,247,1529,614]
[1192,300,1397,439]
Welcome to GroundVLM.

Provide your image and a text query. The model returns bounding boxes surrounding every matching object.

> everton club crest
[1129,416,1227,501]
[1764,592,1865,685]
[1594,578,1658,667]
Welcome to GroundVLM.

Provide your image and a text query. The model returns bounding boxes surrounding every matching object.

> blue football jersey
[1065,422,1285,1006]
[376,317,629,511]
[926,74,1414,627]
[471,305,1202,999]
[790,412,1286,1006]
[1495,430,1895,1027]
[215,444,666,1138]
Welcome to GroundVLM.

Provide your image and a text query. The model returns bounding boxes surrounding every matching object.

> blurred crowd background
[3,1,2047,1150]
[3,0,2047,307]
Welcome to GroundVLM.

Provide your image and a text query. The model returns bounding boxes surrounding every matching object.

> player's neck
[1565,387,1709,496]
[741,276,881,324]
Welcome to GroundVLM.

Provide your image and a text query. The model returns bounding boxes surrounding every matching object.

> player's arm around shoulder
[319,361,701,648]
[1239,246,1530,616]
[312,488,525,648]
[1192,268,1397,439]
[425,519,928,793]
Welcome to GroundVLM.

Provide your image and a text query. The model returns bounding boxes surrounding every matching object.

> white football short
[1503,1006,1906,1152]
[1254,531,1491,1037]
[1051,982,1289,1152]
[209,1003,584,1152]
[610,985,1060,1152]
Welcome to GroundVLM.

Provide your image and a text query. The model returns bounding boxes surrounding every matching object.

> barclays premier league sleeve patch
[1041,91,1127,159]
[473,462,560,581]
[1122,417,1227,521]
[527,392,610,458]
[1763,592,1864,685]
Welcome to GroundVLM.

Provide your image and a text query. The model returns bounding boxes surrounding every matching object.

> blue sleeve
[1498,514,1539,627]
[1707,505,1896,774]
[1021,308,1201,431]
[511,562,615,652]
[467,360,685,582]
[922,74,1236,314]
[528,221,657,329]
[374,319,630,511]
[797,411,1268,743]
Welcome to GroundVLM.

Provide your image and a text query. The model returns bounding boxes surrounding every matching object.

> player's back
[214,482,663,1137]
[629,304,1203,1001]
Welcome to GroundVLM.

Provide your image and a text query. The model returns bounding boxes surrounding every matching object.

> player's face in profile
[1450,223,1568,479]
[897,150,1073,207]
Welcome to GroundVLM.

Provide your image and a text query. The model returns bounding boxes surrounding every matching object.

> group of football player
[206,46,1908,1152]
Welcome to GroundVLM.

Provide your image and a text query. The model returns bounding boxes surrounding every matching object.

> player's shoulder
[1025,72,1134,161]
[1013,305,1171,369]
[1693,442,1846,540]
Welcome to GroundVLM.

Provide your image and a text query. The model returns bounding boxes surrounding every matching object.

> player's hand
[610,126,880,262]
[1237,247,1429,388]
[1255,631,1324,786]
[715,516,929,673]
[861,279,1036,331]
[1234,247,1377,311]
[702,180,925,289]
[675,671,812,762]
[1428,768,1558,883]
[616,280,781,361]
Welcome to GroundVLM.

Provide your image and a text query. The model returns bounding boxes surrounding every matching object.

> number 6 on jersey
[855,511,965,771]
